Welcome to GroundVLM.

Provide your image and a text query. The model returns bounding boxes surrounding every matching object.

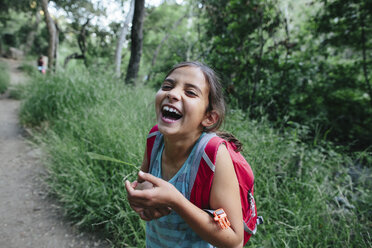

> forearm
[126,170,243,247]
[171,192,243,248]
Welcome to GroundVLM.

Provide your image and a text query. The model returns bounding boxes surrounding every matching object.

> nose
[166,88,181,101]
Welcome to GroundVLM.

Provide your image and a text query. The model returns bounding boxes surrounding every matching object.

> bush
[18,62,37,76]
[224,110,371,247]
[8,83,25,99]
[0,62,10,93]
[20,69,114,126]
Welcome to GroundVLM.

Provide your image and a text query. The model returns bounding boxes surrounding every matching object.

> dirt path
[0,58,110,248]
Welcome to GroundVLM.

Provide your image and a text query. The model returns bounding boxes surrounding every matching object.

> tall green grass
[0,61,10,93]
[225,111,371,247]
[20,69,154,246]
[18,61,37,76]
[20,69,371,247]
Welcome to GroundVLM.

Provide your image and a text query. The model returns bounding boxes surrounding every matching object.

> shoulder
[209,143,242,220]
[214,143,234,174]
[148,124,159,135]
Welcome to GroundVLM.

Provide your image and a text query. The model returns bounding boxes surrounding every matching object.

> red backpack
[146,125,263,245]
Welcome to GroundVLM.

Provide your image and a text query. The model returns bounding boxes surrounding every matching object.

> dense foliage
[0,61,10,93]
[311,0,372,149]
[199,0,372,151]
[201,0,284,110]
[141,2,201,86]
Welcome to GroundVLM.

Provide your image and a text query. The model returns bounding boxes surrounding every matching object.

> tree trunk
[360,9,372,107]
[54,21,59,70]
[279,13,290,88]
[63,53,85,68]
[125,0,145,84]
[115,0,135,77]
[64,18,90,68]
[40,0,56,72]
[250,9,264,108]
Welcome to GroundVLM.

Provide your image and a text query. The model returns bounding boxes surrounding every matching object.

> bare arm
[125,144,243,248]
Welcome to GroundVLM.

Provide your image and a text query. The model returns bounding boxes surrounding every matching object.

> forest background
[0,0,371,247]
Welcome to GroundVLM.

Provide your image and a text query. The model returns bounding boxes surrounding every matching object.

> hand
[138,207,172,221]
[134,180,154,190]
[135,180,171,220]
[125,171,177,220]
[125,171,182,209]
[125,180,145,213]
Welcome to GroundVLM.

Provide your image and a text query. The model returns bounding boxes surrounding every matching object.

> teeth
[163,106,181,115]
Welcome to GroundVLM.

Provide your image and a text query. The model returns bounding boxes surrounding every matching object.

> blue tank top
[146,133,215,248]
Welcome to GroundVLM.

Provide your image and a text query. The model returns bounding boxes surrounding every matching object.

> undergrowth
[0,61,10,93]
[20,69,371,247]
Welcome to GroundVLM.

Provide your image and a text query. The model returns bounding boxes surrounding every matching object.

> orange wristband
[213,208,231,229]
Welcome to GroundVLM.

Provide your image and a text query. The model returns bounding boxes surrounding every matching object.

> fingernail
[139,170,144,176]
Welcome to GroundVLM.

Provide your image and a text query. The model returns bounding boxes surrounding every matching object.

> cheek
[155,91,163,112]
[200,96,210,114]
[189,101,206,118]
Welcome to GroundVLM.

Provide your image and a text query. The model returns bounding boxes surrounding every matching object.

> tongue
[165,117,178,121]
[163,111,182,120]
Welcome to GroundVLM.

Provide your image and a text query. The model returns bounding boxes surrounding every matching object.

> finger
[131,205,145,213]
[138,170,163,186]
[144,208,171,220]
[139,211,151,221]
[126,180,146,198]
[125,181,145,203]
[143,209,154,220]
[126,189,151,207]
[125,180,135,195]
[152,208,167,219]
[131,180,138,188]
[157,207,172,216]
[150,208,166,220]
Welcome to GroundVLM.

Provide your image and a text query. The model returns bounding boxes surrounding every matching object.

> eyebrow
[164,78,203,95]
[164,78,175,84]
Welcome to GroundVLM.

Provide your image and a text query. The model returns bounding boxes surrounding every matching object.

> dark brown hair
[165,61,243,151]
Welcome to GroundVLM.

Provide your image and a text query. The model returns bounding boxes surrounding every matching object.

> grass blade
[87,152,138,170]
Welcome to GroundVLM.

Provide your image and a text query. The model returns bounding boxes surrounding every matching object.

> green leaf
[87,152,138,170]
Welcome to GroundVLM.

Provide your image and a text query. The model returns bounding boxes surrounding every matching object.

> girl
[37,55,46,74]
[125,61,244,248]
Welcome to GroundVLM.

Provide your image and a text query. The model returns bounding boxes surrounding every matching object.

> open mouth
[162,105,183,121]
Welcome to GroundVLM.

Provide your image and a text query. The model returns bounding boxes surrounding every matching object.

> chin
[157,122,177,135]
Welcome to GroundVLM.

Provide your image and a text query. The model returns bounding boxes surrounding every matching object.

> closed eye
[186,90,197,97]
[162,78,175,91]
[161,85,172,90]
[184,83,202,97]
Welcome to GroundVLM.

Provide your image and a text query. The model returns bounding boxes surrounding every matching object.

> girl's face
[155,66,215,139]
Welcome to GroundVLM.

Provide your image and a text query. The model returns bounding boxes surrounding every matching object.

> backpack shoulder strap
[204,136,228,165]
[146,125,163,173]
[189,135,226,208]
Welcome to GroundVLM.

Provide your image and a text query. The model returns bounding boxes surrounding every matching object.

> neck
[162,131,202,168]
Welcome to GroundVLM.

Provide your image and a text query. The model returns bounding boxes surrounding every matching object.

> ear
[202,110,219,129]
